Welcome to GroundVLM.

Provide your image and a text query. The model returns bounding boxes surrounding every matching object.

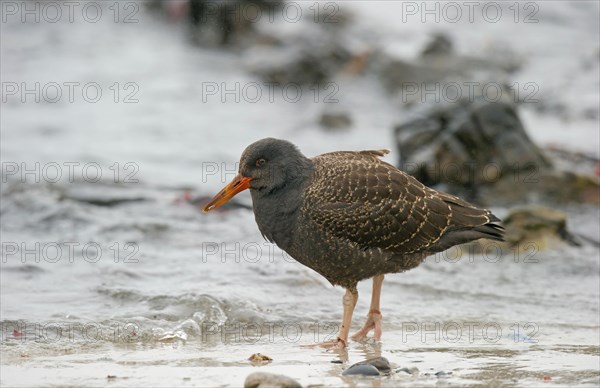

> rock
[395,100,551,189]
[435,370,453,378]
[68,196,147,207]
[241,5,359,86]
[319,112,352,131]
[342,363,380,376]
[479,169,600,205]
[186,0,283,47]
[250,43,351,86]
[248,353,273,364]
[65,184,149,207]
[244,372,301,388]
[396,367,419,375]
[421,33,454,57]
[502,207,580,249]
[363,357,391,373]
[342,357,391,376]
[394,100,600,205]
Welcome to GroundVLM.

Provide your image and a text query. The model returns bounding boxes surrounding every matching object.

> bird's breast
[251,191,301,251]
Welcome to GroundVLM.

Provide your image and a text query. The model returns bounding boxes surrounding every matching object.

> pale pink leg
[351,274,384,341]
[305,287,358,349]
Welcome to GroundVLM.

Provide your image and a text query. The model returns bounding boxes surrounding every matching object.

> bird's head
[202,138,311,212]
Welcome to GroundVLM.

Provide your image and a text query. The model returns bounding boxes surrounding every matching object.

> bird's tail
[427,193,504,253]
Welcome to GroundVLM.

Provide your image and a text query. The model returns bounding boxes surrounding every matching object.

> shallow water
[1,179,598,387]
[2,2,599,387]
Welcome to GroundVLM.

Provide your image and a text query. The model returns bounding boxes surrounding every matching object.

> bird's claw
[351,310,382,341]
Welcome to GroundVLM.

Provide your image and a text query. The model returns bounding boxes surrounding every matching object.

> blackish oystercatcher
[203,138,504,348]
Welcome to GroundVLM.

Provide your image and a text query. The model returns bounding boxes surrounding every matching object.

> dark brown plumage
[294,149,503,289]
[203,138,504,348]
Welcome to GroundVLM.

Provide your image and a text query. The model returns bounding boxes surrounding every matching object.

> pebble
[244,372,301,388]
[248,353,273,364]
[342,363,380,376]
[342,356,391,376]
[364,357,391,373]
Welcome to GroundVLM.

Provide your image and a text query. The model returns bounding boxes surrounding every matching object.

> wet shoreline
[2,1,599,386]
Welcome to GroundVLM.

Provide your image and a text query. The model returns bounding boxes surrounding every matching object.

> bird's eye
[255,158,266,167]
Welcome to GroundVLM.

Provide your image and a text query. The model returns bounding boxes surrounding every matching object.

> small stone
[248,353,273,364]
[342,356,391,376]
[363,357,391,373]
[435,371,452,378]
[342,363,380,376]
[244,372,301,388]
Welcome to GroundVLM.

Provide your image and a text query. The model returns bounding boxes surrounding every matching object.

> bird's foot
[351,309,382,341]
[303,336,347,349]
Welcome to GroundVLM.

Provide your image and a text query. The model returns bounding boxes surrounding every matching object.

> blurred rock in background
[319,111,352,131]
[375,34,521,108]
[394,99,599,206]
[148,0,283,47]
[502,207,580,250]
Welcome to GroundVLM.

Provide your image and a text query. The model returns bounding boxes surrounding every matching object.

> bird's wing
[304,151,498,254]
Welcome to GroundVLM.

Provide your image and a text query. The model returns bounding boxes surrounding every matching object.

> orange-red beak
[202,175,253,212]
